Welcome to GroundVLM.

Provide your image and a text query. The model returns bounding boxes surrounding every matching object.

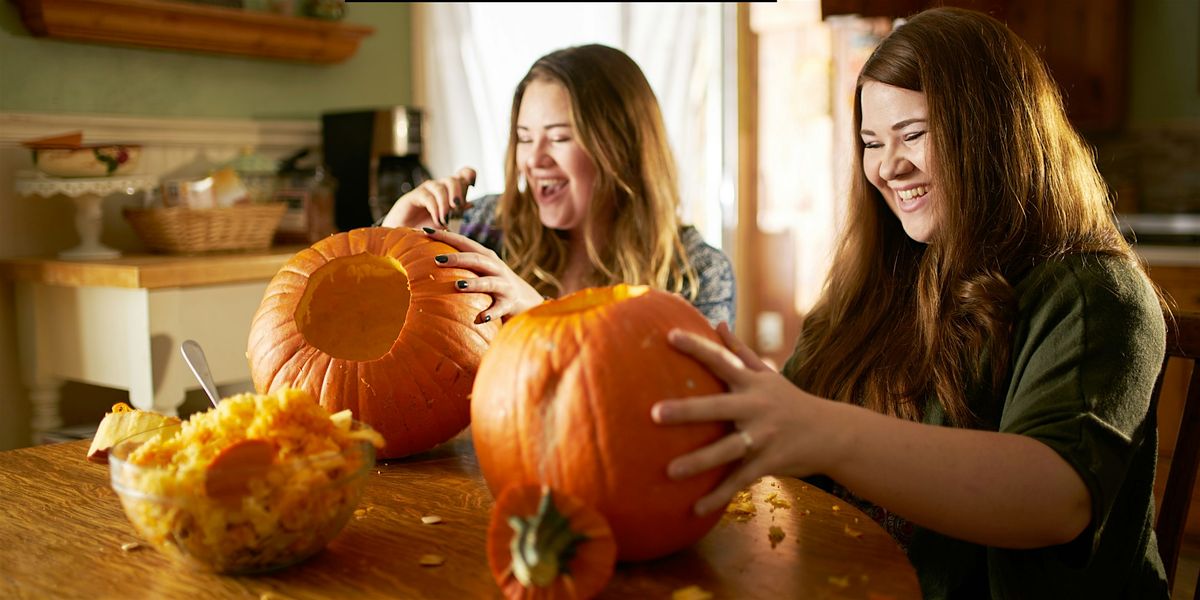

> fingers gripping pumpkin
[471,284,734,561]
[247,227,499,459]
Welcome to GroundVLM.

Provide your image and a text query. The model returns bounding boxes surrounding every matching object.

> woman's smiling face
[859,80,938,243]
[515,78,598,234]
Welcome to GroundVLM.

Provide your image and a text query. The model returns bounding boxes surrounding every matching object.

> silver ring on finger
[737,429,755,454]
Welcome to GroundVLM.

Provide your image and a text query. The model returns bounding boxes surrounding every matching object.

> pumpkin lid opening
[528,284,650,318]
[294,254,411,361]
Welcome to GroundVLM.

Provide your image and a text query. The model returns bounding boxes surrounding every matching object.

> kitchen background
[0,0,1197,455]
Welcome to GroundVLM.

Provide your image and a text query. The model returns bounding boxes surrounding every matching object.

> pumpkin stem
[507,485,589,589]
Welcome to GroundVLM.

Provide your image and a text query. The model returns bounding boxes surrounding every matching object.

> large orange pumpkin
[470,284,733,561]
[247,227,499,459]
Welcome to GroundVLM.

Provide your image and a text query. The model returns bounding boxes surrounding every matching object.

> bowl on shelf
[33,145,141,178]
[106,391,381,574]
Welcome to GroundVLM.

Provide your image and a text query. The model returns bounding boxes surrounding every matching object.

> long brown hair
[786,7,1140,425]
[497,44,698,299]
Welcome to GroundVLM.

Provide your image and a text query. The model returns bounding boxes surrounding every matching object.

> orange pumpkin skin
[247,227,499,459]
[471,284,733,561]
[487,484,617,600]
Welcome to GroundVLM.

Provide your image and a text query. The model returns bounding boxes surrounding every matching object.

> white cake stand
[16,174,158,260]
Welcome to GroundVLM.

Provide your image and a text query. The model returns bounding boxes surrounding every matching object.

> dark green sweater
[798,254,1169,599]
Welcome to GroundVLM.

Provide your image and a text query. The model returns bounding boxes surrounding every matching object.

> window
[411,2,734,248]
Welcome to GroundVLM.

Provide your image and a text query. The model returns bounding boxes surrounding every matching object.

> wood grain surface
[0,433,921,599]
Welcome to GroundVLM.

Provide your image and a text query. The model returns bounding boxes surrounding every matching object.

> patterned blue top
[459,194,736,327]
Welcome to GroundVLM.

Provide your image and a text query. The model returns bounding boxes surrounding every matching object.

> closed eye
[904,131,926,142]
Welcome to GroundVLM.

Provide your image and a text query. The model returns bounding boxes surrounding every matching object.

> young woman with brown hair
[382,44,734,326]
[655,8,1167,598]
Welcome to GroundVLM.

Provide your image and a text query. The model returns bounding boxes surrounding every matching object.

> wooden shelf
[0,246,304,289]
[10,0,375,64]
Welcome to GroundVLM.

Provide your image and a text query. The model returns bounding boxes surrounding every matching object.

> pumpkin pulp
[527,284,649,318]
[293,254,411,361]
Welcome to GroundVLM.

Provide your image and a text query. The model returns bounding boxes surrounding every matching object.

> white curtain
[412,2,725,246]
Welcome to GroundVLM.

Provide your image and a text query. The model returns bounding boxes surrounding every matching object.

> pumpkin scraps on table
[487,484,617,600]
[247,227,500,459]
[87,402,181,463]
[471,284,736,562]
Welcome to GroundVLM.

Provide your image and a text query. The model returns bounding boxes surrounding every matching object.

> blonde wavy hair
[496,44,698,299]
[785,8,1150,426]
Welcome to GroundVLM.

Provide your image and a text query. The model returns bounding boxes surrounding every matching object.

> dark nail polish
[483,315,492,323]
[456,280,468,290]
[434,255,448,264]
[452,196,461,207]
[422,226,435,234]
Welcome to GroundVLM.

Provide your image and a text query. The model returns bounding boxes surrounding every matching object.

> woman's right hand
[380,166,476,229]
[421,227,547,323]
[652,323,849,516]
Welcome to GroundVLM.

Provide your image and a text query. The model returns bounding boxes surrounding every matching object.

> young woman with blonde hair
[382,44,734,325]
[654,8,1167,598]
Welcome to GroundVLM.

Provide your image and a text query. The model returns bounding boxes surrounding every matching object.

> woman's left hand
[652,323,839,516]
[421,227,546,323]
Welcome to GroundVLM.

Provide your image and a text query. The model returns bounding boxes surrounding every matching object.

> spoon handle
[181,339,222,408]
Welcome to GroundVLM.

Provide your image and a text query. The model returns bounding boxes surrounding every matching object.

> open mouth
[536,178,568,202]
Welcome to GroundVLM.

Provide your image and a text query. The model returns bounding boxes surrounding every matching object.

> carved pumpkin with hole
[247,227,499,459]
[471,284,733,561]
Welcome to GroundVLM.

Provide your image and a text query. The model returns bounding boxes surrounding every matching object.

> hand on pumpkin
[422,228,546,324]
[652,322,844,516]
[381,166,476,230]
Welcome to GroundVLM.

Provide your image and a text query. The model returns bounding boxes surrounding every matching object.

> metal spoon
[181,339,221,408]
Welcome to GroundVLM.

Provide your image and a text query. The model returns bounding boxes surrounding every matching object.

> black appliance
[321,107,433,230]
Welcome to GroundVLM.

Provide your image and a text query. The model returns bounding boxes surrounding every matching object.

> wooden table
[0,434,922,599]
[0,248,301,440]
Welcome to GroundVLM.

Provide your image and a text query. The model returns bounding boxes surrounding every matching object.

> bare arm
[653,325,1092,549]
[381,166,476,229]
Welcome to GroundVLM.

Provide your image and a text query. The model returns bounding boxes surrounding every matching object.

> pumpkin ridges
[377,342,448,456]
[574,338,614,510]
[249,227,495,459]
[408,302,493,366]
[341,226,372,255]
[267,343,321,395]
[253,331,308,393]
[403,332,472,399]
[357,358,398,434]
[297,348,335,402]
[473,286,733,561]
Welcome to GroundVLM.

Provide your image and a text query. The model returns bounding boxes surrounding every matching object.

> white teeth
[897,186,928,201]
[538,179,566,193]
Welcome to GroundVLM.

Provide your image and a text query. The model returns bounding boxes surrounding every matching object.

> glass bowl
[108,423,375,575]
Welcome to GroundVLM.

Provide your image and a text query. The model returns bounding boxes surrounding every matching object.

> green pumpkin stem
[508,486,589,588]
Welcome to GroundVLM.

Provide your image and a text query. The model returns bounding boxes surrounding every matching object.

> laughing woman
[381,44,734,326]
[654,7,1168,599]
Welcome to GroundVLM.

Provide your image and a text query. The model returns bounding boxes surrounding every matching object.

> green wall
[1130,0,1199,123]
[0,2,411,119]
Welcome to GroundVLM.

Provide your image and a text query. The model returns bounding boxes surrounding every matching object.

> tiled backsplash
[1090,120,1200,214]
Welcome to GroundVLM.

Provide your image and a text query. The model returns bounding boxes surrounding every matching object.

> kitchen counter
[0,247,304,288]
[0,248,302,441]
[1134,244,1200,268]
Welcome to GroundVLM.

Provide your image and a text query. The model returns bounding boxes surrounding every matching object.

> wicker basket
[124,204,287,254]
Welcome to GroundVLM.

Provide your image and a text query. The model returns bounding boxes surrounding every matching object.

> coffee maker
[321,107,433,230]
